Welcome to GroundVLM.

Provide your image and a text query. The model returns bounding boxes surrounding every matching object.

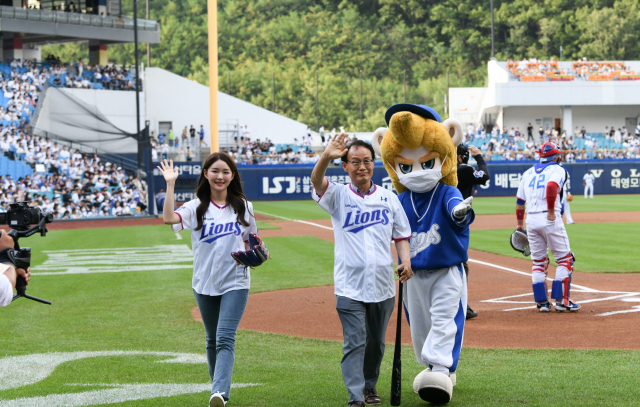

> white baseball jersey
[516,163,567,214]
[0,264,12,307]
[172,199,258,296]
[312,179,411,303]
[583,173,595,185]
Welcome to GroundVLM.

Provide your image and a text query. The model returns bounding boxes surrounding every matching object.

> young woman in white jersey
[158,153,259,407]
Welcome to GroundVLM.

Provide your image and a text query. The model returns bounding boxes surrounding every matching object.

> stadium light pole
[146,0,150,67]
[490,0,495,60]
[207,0,219,153]
[315,71,319,131]
[134,0,142,170]
[403,70,406,102]
[359,69,363,132]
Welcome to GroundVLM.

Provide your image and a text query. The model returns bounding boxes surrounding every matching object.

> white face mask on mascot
[386,154,448,193]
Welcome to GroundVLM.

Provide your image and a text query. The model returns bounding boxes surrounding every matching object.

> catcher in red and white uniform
[515,141,580,313]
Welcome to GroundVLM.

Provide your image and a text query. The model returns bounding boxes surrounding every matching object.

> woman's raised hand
[157,159,180,183]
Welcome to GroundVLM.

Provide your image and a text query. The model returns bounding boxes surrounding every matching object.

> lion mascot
[371,104,475,404]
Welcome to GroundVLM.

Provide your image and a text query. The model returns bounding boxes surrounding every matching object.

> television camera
[0,202,54,305]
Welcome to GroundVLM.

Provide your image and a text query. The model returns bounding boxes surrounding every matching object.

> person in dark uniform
[456,143,490,319]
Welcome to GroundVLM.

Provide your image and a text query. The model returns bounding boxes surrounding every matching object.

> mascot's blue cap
[385,104,442,126]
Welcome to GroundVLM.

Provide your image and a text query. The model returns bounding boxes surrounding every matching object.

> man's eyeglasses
[348,159,375,166]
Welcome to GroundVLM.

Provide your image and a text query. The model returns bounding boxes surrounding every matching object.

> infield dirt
[35,214,640,350]
[195,214,640,350]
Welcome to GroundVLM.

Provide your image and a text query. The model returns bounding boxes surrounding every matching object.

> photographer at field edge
[0,229,31,307]
[456,144,490,320]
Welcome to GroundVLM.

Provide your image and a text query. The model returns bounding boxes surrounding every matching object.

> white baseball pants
[564,202,574,223]
[526,213,572,283]
[584,184,593,198]
[403,265,467,372]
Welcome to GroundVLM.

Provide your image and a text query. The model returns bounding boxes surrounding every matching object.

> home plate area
[460,251,640,350]
[482,287,640,316]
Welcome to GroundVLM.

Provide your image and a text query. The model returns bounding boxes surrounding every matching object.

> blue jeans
[194,288,249,400]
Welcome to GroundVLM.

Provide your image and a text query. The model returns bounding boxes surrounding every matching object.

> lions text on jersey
[312,178,411,303]
[172,199,258,296]
[397,183,474,271]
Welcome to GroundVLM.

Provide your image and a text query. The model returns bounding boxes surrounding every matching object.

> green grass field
[254,195,640,218]
[471,194,640,215]
[469,223,640,272]
[1,197,639,406]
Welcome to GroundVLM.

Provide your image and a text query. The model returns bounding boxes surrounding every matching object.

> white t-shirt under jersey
[0,264,12,307]
[517,163,566,214]
[172,199,258,296]
[312,179,411,303]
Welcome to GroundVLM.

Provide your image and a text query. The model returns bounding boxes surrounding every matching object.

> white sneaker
[209,392,226,407]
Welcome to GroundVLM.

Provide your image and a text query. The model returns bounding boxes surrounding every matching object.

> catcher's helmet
[457,143,470,164]
[539,141,562,163]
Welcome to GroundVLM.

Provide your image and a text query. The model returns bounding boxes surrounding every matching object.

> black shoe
[348,402,365,407]
[466,306,478,319]
[364,388,381,405]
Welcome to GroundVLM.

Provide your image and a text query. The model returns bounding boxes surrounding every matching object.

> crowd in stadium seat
[506,57,640,81]
[465,122,640,161]
[223,142,321,165]
[49,59,137,91]
[0,135,148,218]
[0,61,42,127]
[0,58,147,218]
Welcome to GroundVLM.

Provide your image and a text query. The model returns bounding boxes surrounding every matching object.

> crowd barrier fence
[152,161,640,204]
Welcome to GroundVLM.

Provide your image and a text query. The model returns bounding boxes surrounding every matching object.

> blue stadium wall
[153,161,640,202]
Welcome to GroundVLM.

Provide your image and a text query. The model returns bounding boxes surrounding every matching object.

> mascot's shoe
[413,368,457,390]
[413,370,453,404]
[537,301,551,313]
[555,300,581,312]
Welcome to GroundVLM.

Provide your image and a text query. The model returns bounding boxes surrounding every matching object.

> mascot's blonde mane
[371,111,464,194]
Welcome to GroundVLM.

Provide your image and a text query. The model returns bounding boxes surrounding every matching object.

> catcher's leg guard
[554,253,575,305]
[532,281,548,303]
[532,257,549,275]
[551,280,563,302]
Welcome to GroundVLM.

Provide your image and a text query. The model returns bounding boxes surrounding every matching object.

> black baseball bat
[390,269,404,406]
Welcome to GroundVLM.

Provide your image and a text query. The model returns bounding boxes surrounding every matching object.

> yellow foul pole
[207,0,219,153]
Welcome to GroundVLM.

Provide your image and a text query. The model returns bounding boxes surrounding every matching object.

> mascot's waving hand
[372,104,473,404]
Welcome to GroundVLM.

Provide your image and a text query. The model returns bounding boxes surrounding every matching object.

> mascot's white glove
[453,197,473,219]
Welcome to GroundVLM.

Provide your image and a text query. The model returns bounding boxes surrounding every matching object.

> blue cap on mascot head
[385,103,442,126]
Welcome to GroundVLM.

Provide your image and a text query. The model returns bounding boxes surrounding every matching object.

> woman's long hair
[194,152,251,231]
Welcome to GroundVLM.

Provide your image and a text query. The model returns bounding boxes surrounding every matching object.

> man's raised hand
[323,133,350,160]
[157,159,180,183]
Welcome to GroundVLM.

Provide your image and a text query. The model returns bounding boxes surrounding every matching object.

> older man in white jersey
[311,134,413,407]
[516,141,580,313]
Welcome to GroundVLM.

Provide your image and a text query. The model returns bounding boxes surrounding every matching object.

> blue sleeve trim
[516,198,526,205]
